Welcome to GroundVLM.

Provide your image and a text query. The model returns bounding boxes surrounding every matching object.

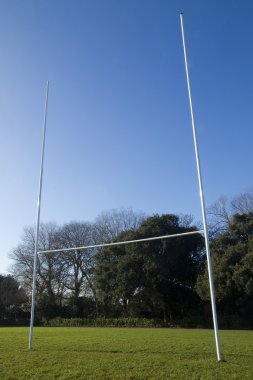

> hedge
[42,317,175,328]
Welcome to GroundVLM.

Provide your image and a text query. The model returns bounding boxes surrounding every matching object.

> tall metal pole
[29,80,49,350]
[180,14,222,361]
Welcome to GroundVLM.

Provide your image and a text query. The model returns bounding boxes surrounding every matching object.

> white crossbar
[38,230,204,254]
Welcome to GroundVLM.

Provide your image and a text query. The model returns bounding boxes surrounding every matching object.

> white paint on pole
[180,14,222,361]
[38,230,204,255]
[29,81,49,350]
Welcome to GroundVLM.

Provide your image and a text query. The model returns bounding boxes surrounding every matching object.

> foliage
[42,317,173,328]
[197,212,253,326]
[0,275,28,321]
[95,214,204,320]
[9,208,145,321]
[7,203,253,329]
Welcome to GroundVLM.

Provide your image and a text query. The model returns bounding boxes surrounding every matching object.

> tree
[197,212,253,325]
[0,275,27,319]
[93,208,145,243]
[10,223,67,318]
[95,214,204,320]
[57,222,97,316]
[208,190,253,237]
[9,209,145,320]
[231,190,253,214]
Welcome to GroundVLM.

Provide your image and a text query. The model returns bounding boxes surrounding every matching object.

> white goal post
[28,14,222,361]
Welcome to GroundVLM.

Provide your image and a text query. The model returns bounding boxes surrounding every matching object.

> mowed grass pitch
[0,328,252,379]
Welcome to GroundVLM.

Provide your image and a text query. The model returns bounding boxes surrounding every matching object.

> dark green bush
[42,317,175,328]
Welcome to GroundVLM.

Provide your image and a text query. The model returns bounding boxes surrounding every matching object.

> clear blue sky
[1,1,253,274]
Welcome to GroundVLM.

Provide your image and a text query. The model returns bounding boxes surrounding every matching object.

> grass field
[0,327,252,379]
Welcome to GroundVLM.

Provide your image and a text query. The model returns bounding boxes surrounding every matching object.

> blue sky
[1,0,253,273]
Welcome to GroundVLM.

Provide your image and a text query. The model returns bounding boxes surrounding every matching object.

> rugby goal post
[28,14,222,361]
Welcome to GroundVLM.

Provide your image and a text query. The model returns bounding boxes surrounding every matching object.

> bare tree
[9,208,146,315]
[57,222,97,305]
[10,226,35,293]
[10,223,66,305]
[178,214,194,228]
[208,196,231,236]
[207,190,253,237]
[93,208,145,243]
[231,190,253,214]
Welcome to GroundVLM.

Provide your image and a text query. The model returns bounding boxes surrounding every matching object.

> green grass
[0,327,252,379]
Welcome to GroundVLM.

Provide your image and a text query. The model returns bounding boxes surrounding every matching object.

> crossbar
[38,230,204,254]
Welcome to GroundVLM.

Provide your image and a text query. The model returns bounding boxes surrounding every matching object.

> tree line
[2,191,253,328]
